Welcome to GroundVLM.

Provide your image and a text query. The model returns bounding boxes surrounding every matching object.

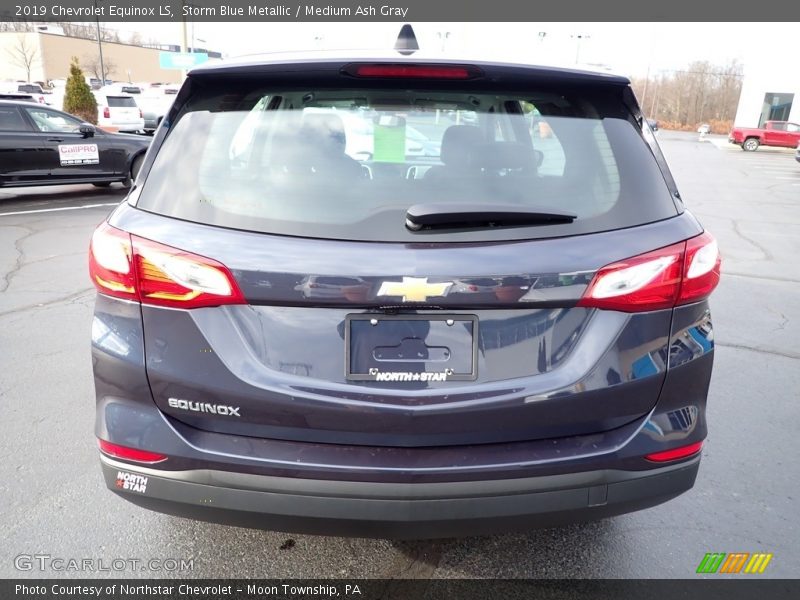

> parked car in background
[697,123,711,135]
[646,118,658,132]
[0,92,36,102]
[138,86,178,134]
[796,141,800,163]
[0,99,150,188]
[94,90,144,133]
[86,77,113,90]
[729,120,800,151]
[89,39,721,538]
[0,82,47,104]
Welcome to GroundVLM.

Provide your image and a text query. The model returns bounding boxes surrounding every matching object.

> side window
[786,123,800,133]
[770,122,787,131]
[0,106,30,132]
[23,108,81,133]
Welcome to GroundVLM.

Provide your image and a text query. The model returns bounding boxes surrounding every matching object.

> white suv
[94,91,144,133]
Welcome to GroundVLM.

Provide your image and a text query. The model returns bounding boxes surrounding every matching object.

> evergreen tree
[62,57,97,124]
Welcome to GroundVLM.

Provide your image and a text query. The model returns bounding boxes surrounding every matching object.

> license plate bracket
[345,314,478,382]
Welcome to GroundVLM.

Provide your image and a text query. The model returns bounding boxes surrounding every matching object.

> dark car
[0,99,149,189]
[0,93,37,102]
[89,42,720,538]
[646,118,659,132]
[796,141,800,163]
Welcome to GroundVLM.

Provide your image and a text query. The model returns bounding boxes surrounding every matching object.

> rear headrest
[440,125,483,166]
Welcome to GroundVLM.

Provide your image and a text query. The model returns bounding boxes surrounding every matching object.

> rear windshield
[107,96,136,107]
[136,78,678,242]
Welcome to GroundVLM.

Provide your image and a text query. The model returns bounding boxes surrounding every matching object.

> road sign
[159,52,209,70]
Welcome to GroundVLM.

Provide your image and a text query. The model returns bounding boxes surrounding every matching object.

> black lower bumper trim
[101,457,700,539]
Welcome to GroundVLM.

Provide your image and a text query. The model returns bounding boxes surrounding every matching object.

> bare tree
[6,34,39,82]
[0,21,35,33]
[82,53,116,81]
[631,59,743,132]
[99,28,121,43]
[56,22,97,40]
[54,21,121,43]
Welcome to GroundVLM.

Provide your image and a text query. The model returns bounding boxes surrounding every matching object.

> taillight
[139,108,143,118]
[89,222,137,301]
[98,439,167,464]
[133,235,246,308]
[88,223,246,309]
[678,233,721,304]
[342,63,481,80]
[103,106,110,119]
[578,232,720,312]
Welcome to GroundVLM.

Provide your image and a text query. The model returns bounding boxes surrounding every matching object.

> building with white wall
[734,58,800,127]
[0,30,220,86]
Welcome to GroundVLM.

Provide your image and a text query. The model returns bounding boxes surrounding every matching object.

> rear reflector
[645,441,704,462]
[98,439,167,463]
[578,232,720,312]
[343,63,481,80]
[89,222,246,309]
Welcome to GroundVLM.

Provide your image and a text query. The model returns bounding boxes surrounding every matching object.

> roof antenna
[394,24,419,56]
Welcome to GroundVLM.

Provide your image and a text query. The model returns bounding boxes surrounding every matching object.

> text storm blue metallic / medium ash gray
[90,46,720,538]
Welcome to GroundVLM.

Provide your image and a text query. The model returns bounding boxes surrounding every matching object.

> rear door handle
[47,137,64,142]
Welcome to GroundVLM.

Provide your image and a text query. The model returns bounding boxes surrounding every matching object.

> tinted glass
[0,106,29,131]
[107,96,137,108]
[137,82,678,242]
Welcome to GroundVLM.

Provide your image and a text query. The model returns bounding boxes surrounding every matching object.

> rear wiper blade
[406,203,577,232]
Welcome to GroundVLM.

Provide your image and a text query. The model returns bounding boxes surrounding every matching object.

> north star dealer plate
[345,314,478,382]
[58,143,99,165]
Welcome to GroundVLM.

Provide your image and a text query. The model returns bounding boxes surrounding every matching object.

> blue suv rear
[89,47,720,538]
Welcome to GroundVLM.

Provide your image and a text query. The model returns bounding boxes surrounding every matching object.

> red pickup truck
[729,120,800,151]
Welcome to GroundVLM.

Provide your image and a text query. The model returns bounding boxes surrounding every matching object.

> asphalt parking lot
[1,130,798,579]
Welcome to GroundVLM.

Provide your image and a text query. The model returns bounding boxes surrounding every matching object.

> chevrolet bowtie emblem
[376,277,453,302]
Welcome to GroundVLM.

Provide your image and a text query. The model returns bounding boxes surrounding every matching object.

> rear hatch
[106,95,140,124]
[108,61,699,447]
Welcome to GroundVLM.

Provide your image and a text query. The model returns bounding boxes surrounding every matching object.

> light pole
[92,0,106,85]
[571,34,590,65]
[437,31,450,52]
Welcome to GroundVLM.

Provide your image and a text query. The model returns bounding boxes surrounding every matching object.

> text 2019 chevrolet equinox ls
[89,44,720,538]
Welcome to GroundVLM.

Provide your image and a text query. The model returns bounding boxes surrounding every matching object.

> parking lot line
[0,202,119,217]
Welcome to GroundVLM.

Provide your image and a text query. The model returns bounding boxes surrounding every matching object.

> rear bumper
[101,455,699,539]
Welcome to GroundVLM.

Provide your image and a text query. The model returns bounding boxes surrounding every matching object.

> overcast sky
[109,22,793,78]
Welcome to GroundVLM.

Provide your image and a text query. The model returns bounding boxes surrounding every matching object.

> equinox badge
[168,398,241,417]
